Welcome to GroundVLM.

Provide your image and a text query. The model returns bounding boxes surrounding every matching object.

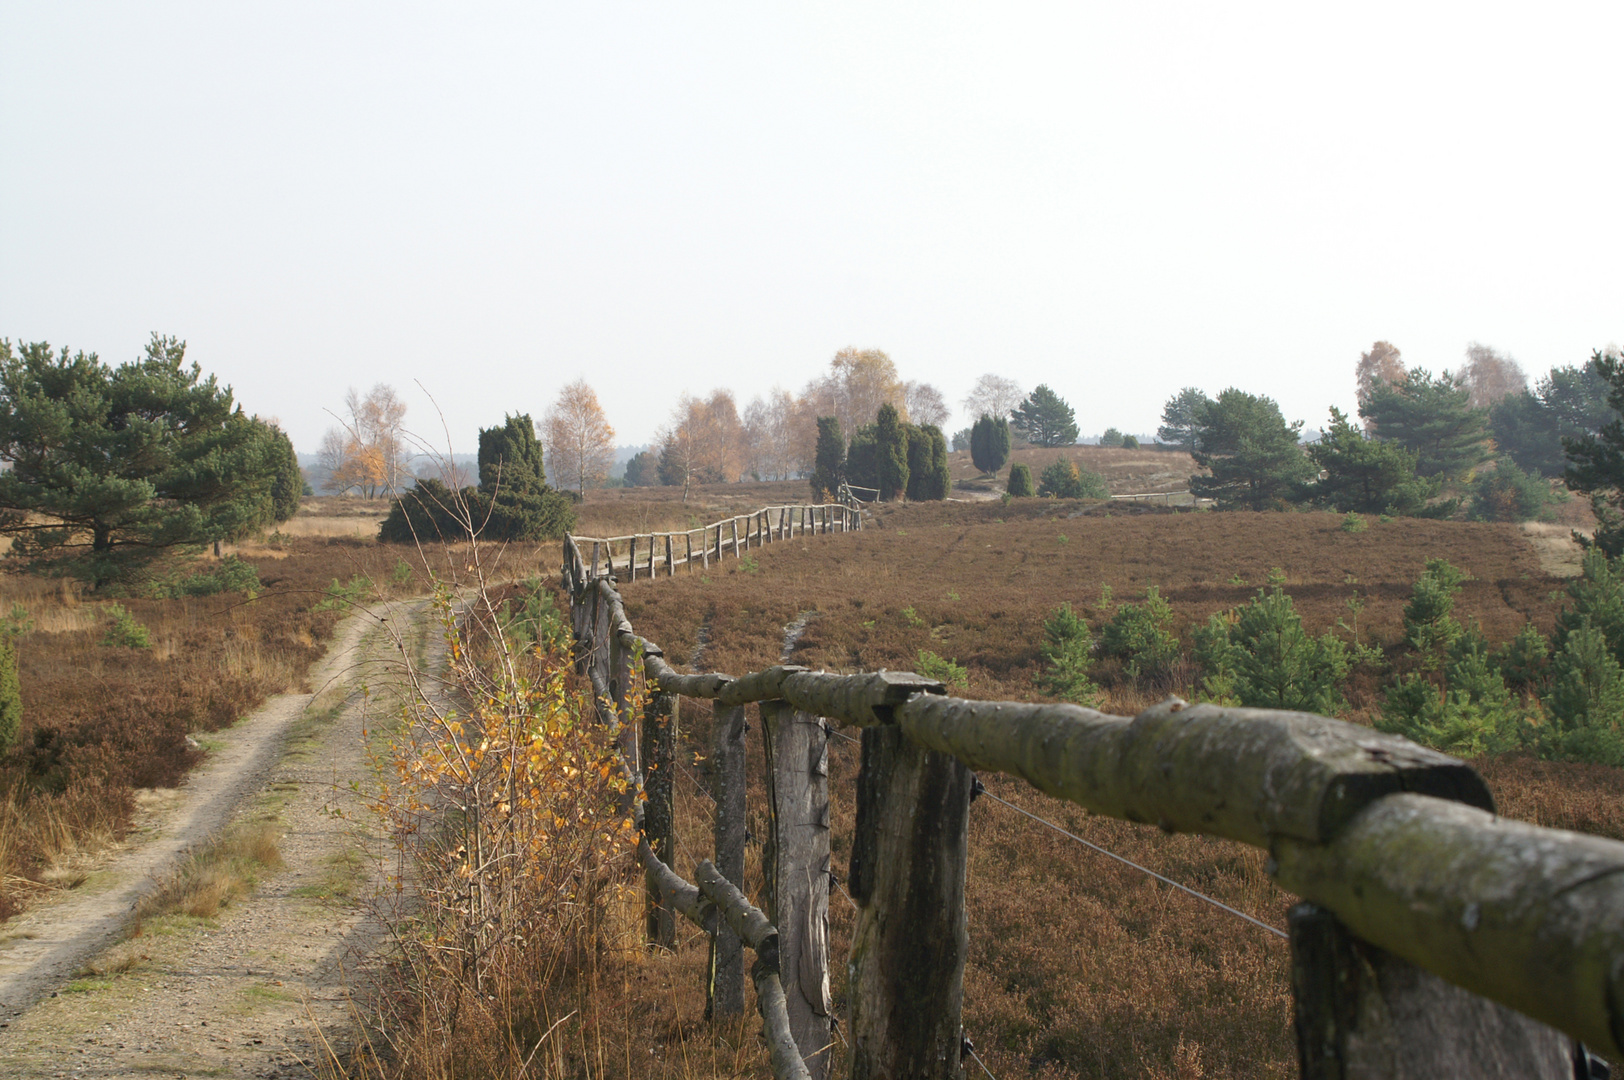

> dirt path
[0,599,434,1078]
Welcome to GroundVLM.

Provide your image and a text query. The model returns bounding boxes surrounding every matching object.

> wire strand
[977,789,1288,940]
[967,1042,998,1080]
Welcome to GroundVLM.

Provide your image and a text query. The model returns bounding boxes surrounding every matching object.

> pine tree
[1157,388,1211,450]
[1304,407,1440,516]
[1006,463,1034,497]
[1359,368,1490,479]
[0,335,297,585]
[1011,385,1079,447]
[1188,388,1313,510]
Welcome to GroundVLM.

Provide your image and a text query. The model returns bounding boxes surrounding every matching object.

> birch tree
[543,379,616,499]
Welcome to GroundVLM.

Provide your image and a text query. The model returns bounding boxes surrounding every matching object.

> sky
[4,2,1623,458]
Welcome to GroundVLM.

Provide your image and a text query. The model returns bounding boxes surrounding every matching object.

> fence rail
[571,502,859,582]
[560,534,1619,1079]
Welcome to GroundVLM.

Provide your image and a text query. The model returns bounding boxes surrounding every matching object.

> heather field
[0,507,459,921]
[604,499,1621,1080]
[620,500,1566,718]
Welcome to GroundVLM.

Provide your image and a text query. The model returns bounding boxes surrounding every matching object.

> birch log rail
[560,534,1618,1079]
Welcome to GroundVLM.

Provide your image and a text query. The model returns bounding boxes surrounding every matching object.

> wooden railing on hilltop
[571,501,859,583]
[560,533,1623,1080]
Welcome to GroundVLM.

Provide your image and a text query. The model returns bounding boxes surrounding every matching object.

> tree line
[1151,340,1624,531]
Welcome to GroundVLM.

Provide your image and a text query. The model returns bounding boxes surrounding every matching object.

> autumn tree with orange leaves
[319,383,411,495]
[543,379,616,500]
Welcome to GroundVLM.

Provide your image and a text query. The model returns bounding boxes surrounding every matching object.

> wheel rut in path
[0,599,435,1078]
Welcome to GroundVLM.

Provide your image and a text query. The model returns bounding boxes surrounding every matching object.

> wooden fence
[571,502,860,583]
[561,534,1622,1080]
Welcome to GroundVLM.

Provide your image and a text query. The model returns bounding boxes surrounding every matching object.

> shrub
[1036,602,1098,705]
[1121,434,1140,450]
[162,556,261,598]
[100,604,151,649]
[0,634,19,752]
[1402,558,1467,660]
[1377,635,1522,758]
[1194,578,1349,713]
[316,575,370,612]
[876,404,910,502]
[845,426,879,490]
[970,414,1012,476]
[1469,457,1563,522]
[1553,549,1624,667]
[915,649,968,690]
[1541,621,1624,765]
[1496,622,1550,691]
[1099,587,1179,684]
[497,578,570,656]
[1340,511,1367,534]
[1006,463,1034,497]
[809,416,845,500]
[380,476,575,544]
[1037,459,1108,500]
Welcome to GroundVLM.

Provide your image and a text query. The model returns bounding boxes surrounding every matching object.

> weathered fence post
[848,726,973,1080]
[732,518,741,558]
[628,536,638,582]
[760,701,832,1080]
[609,630,638,774]
[646,535,655,579]
[1289,903,1581,1079]
[709,703,748,1018]
[641,690,677,949]
[685,532,694,573]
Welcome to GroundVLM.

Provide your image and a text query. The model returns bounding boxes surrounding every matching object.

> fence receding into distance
[558,511,1624,1080]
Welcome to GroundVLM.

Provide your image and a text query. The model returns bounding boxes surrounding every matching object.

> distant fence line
[559,535,1620,1079]
[571,501,860,583]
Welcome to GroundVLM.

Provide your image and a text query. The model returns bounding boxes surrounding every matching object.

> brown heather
[592,499,1623,1080]
[0,527,434,921]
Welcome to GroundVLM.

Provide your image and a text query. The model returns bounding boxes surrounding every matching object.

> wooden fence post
[591,541,601,579]
[647,535,655,579]
[848,726,973,1080]
[732,518,741,558]
[610,633,638,774]
[760,701,832,1080]
[628,536,638,582]
[685,532,693,573]
[1289,903,1581,1079]
[709,704,748,1018]
[641,691,677,949]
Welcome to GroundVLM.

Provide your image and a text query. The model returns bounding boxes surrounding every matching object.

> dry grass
[132,821,284,926]
[952,444,1200,496]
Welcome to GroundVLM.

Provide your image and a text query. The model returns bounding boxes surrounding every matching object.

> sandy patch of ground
[1522,521,1587,578]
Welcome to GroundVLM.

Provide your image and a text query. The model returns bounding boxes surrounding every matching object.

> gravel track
[0,598,434,1078]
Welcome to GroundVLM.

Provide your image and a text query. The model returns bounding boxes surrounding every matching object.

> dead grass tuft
[133,821,283,926]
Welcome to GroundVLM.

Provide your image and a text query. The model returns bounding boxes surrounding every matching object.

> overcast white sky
[3,3,1622,457]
